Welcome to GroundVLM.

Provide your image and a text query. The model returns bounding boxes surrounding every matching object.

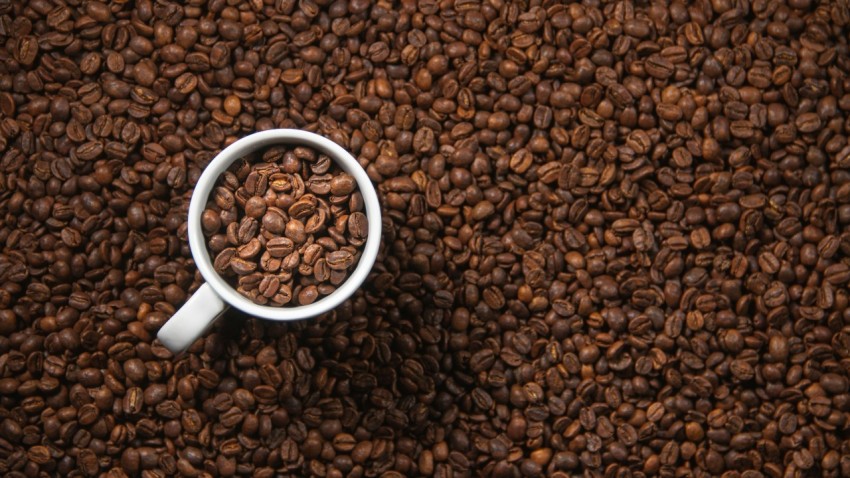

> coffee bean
[284,219,307,244]
[237,238,262,259]
[261,207,286,235]
[244,196,267,219]
[266,237,295,258]
[795,112,822,133]
[329,173,356,196]
[123,387,143,415]
[325,251,354,271]
[348,212,368,242]
[229,257,257,275]
[645,55,674,79]
[14,36,39,66]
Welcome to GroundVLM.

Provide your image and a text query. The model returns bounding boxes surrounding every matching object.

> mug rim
[187,129,382,320]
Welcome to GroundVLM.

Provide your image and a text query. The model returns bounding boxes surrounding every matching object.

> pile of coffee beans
[202,144,367,306]
[2,0,850,477]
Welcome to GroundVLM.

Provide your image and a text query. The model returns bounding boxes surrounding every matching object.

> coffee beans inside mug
[202,145,367,306]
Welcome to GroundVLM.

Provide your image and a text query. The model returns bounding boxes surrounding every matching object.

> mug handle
[157,283,227,354]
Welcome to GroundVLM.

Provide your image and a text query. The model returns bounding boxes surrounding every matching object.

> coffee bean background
[2,1,850,477]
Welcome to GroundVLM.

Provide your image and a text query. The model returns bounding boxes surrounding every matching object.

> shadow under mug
[157,129,382,354]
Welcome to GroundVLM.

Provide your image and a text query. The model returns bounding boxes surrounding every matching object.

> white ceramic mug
[157,129,382,354]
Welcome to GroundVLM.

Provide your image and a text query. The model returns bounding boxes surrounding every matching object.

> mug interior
[187,129,382,320]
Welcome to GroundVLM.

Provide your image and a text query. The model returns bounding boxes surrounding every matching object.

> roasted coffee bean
[14,36,39,66]
[266,237,295,258]
[329,173,356,196]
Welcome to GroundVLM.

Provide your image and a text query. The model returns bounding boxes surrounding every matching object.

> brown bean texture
[0,1,849,478]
